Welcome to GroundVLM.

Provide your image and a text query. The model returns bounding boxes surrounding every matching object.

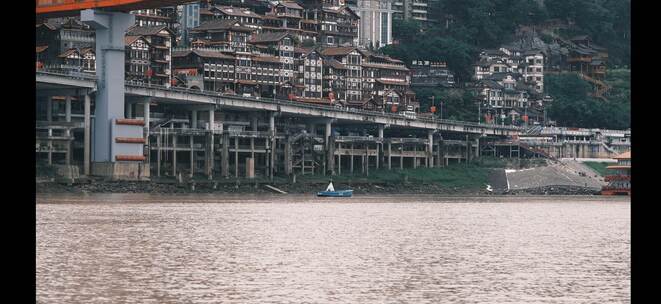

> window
[381,12,388,44]
[326,36,334,45]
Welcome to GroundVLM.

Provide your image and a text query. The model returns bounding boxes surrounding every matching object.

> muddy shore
[35,179,600,196]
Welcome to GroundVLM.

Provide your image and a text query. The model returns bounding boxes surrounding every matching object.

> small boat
[317,182,353,197]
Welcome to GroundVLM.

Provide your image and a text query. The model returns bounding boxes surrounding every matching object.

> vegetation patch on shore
[583,161,610,176]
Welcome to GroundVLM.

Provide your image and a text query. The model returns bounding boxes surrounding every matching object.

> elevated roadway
[36,71,521,137]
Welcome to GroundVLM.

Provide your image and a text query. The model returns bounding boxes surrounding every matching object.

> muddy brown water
[37,194,630,303]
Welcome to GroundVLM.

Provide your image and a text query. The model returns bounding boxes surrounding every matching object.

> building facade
[348,0,393,48]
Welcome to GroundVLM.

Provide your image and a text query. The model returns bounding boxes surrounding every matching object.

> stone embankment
[505,159,605,191]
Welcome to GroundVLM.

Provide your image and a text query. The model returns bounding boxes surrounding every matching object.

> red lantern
[522,115,529,123]
[430,105,437,113]
[391,105,398,113]
[145,68,153,78]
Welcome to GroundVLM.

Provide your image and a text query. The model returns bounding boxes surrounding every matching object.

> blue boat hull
[317,190,353,197]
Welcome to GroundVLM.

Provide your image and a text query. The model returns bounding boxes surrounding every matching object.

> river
[36,194,630,303]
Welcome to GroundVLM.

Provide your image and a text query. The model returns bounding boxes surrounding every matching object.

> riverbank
[35,157,605,195]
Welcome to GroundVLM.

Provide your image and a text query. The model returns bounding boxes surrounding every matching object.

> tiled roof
[250,31,291,43]
[478,79,504,89]
[58,49,78,58]
[36,45,48,53]
[193,19,251,32]
[213,6,262,18]
[278,1,303,10]
[125,35,143,46]
[127,25,173,36]
[321,47,357,56]
[323,58,347,70]
[172,49,235,60]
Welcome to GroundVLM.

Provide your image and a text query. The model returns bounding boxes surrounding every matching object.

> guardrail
[38,70,520,132]
[126,81,520,131]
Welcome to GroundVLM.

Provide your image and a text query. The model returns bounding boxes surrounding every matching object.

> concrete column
[172,134,177,177]
[209,108,215,131]
[439,138,446,167]
[47,96,53,122]
[143,102,150,131]
[325,121,332,144]
[191,110,197,129]
[65,96,72,122]
[361,153,365,174]
[126,102,133,118]
[190,135,194,177]
[350,143,354,174]
[222,133,229,178]
[83,94,91,175]
[428,130,434,168]
[269,113,276,179]
[250,117,257,160]
[400,144,404,170]
[475,137,480,159]
[365,144,369,176]
[413,145,418,169]
[325,120,333,175]
[235,137,239,178]
[208,107,216,180]
[337,142,342,175]
[82,10,135,163]
[143,101,150,164]
[388,142,392,170]
[65,96,72,165]
[157,132,161,177]
[284,139,292,175]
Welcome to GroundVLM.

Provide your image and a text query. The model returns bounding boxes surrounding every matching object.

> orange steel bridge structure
[36,0,193,17]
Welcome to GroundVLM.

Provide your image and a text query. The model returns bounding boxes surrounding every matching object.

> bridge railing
[126,82,520,131]
[37,68,97,81]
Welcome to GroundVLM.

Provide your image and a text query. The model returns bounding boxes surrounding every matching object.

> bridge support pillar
[325,120,334,175]
[81,9,135,164]
[207,107,216,179]
[427,130,434,168]
[83,94,91,176]
[65,96,72,165]
[337,143,342,175]
[269,112,276,180]
[350,144,354,174]
[466,135,471,165]
[387,141,392,170]
[143,100,150,165]
[191,110,197,129]
[222,133,229,178]
[284,138,292,176]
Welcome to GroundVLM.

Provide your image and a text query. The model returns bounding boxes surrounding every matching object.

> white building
[348,0,393,48]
